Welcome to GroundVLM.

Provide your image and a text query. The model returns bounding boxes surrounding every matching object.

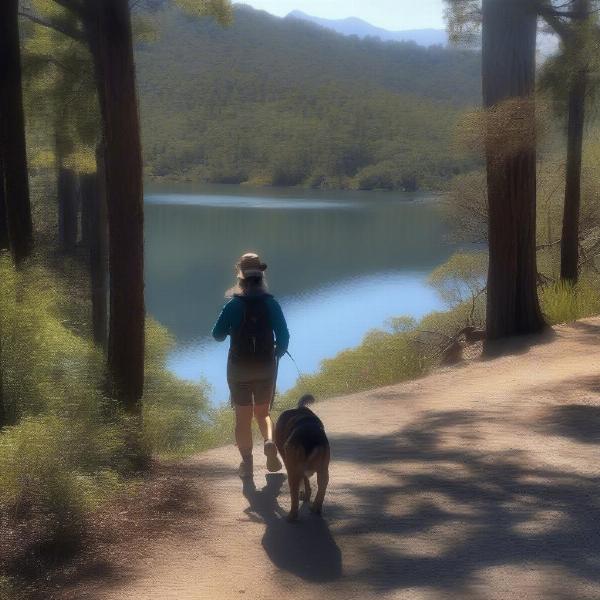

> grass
[540,277,600,325]
[279,300,485,406]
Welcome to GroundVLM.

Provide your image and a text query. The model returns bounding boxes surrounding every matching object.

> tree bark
[80,145,109,350]
[86,1,145,412]
[560,72,586,283]
[560,0,589,284]
[0,0,33,264]
[0,156,9,251]
[58,168,79,253]
[482,0,546,342]
[0,332,5,429]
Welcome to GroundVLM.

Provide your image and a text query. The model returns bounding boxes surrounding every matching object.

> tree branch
[537,3,573,38]
[19,9,85,42]
[52,0,85,17]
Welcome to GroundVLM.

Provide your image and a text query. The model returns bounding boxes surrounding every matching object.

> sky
[239,0,447,31]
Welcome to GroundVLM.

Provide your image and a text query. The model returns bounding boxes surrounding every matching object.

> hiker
[212,252,290,478]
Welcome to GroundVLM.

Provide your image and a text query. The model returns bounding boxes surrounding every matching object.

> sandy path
[67,319,600,600]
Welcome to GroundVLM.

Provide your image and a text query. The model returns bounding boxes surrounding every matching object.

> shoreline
[144,176,448,196]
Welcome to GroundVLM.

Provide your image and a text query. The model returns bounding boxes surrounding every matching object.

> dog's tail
[298,394,316,408]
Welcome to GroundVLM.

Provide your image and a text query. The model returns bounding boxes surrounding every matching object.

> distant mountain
[286,9,448,47]
[136,4,481,188]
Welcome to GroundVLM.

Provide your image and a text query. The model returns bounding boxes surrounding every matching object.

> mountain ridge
[285,9,448,47]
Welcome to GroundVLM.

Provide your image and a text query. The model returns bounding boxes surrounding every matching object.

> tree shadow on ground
[31,461,228,600]
[568,319,600,345]
[328,409,600,594]
[482,326,557,359]
[542,404,600,444]
[242,474,343,583]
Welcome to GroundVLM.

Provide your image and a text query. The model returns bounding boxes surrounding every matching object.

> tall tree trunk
[560,0,589,284]
[86,1,145,412]
[0,332,5,429]
[81,145,109,350]
[80,174,92,249]
[0,157,9,251]
[482,0,545,342]
[0,0,33,264]
[560,72,587,283]
[58,168,79,253]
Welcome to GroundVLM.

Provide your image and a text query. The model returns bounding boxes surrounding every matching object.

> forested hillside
[135,3,482,190]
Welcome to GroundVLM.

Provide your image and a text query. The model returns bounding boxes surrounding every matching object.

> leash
[285,350,303,381]
[270,351,308,411]
[285,350,312,396]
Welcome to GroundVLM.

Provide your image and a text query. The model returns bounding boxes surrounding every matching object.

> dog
[274,394,330,522]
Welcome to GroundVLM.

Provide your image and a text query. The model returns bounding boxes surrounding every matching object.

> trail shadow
[327,409,600,593]
[18,460,228,600]
[543,404,600,444]
[242,474,342,583]
[568,319,600,345]
[482,327,556,359]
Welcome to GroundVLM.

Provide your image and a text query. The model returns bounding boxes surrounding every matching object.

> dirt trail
[67,319,600,600]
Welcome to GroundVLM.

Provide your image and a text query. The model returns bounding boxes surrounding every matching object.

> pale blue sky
[239,1,446,31]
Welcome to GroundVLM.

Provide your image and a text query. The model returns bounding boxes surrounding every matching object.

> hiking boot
[238,455,253,479]
[264,441,282,473]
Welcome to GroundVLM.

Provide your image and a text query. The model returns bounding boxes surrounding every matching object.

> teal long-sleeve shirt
[212,294,290,358]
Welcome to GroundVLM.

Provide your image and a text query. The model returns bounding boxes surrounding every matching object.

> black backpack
[230,294,275,363]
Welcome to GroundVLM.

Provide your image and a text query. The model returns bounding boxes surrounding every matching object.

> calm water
[144,184,456,405]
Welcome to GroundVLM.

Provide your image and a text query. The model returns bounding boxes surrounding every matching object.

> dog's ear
[298,394,316,408]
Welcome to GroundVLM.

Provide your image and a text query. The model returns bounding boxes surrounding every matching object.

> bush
[0,258,214,586]
[540,278,600,325]
[143,321,212,456]
[278,260,488,406]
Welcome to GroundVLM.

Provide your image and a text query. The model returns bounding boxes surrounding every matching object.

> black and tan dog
[274,394,330,522]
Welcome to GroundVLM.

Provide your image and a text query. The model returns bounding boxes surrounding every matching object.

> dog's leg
[287,471,301,522]
[300,475,312,504]
[311,450,330,515]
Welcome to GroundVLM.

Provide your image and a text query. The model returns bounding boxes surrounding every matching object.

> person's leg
[235,403,254,456]
[229,376,254,476]
[253,380,282,473]
[234,403,254,477]
[253,401,273,442]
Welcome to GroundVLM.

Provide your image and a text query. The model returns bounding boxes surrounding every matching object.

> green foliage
[0,257,104,423]
[0,258,212,578]
[429,252,487,308]
[444,0,481,47]
[540,277,600,324]
[136,4,481,190]
[279,328,427,405]
[278,297,486,406]
[538,5,600,118]
[143,320,211,456]
[22,6,99,173]
[172,0,233,25]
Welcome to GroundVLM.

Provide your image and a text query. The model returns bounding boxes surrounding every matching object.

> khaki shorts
[227,359,276,407]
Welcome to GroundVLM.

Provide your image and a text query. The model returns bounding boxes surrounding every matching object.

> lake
[144,184,457,405]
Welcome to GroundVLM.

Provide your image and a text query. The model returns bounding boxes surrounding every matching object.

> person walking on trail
[212,252,289,478]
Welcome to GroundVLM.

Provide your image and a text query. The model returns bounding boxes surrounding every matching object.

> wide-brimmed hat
[237,252,267,280]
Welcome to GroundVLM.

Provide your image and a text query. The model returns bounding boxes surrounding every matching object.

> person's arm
[268,297,290,358]
[212,299,239,341]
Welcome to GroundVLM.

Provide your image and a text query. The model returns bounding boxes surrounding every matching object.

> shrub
[0,258,214,585]
[143,320,212,456]
[540,278,600,325]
